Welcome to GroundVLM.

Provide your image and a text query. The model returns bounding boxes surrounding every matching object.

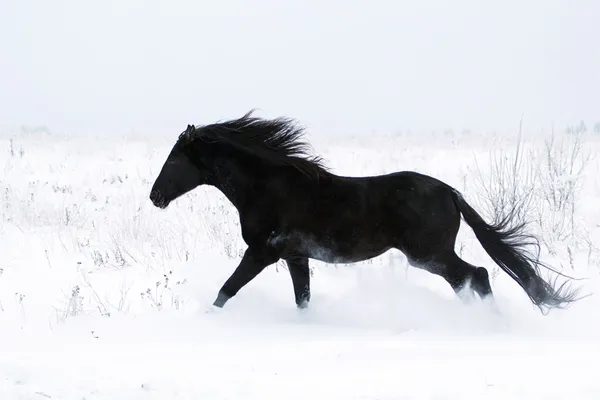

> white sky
[1,0,598,137]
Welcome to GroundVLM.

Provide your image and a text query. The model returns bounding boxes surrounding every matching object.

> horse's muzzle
[149,189,169,209]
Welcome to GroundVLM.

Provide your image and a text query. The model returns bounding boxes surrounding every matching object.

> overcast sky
[1,0,598,137]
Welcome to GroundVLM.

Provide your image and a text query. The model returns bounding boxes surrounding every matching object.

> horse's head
[149,124,209,209]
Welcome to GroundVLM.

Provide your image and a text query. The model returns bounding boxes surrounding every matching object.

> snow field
[1,127,599,399]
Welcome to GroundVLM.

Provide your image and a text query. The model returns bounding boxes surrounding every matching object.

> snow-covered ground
[1,127,600,399]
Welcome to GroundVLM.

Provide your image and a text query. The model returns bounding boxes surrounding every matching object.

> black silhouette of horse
[149,110,580,314]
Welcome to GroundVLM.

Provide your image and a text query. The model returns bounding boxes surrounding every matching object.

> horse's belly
[274,231,390,264]
[307,243,391,264]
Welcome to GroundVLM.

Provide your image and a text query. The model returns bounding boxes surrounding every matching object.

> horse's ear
[185,124,195,136]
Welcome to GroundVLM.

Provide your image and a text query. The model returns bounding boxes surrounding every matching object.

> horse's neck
[209,157,262,210]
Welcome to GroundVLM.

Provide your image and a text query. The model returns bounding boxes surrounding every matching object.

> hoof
[482,295,501,315]
[212,291,231,308]
[456,286,477,304]
[296,298,310,311]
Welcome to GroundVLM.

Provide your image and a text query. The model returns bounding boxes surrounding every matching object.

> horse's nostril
[150,189,169,208]
[150,189,162,202]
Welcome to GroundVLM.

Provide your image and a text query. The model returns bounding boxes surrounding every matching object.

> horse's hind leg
[407,252,494,302]
[442,252,494,302]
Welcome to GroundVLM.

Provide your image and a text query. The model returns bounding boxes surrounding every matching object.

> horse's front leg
[285,257,311,308]
[212,246,280,308]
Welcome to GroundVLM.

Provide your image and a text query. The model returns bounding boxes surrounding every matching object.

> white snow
[1,129,599,399]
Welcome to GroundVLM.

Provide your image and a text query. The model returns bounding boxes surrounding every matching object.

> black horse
[149,111,580,314]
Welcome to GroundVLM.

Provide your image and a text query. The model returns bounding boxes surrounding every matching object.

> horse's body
[262,170,459,266]
[149,111,580,314]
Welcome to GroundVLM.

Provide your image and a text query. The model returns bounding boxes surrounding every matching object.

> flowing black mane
[180,110,329,179]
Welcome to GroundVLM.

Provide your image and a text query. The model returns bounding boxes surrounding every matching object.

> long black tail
[449,188,582,313]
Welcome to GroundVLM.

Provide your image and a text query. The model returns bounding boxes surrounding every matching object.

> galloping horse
[150,111,580,314]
